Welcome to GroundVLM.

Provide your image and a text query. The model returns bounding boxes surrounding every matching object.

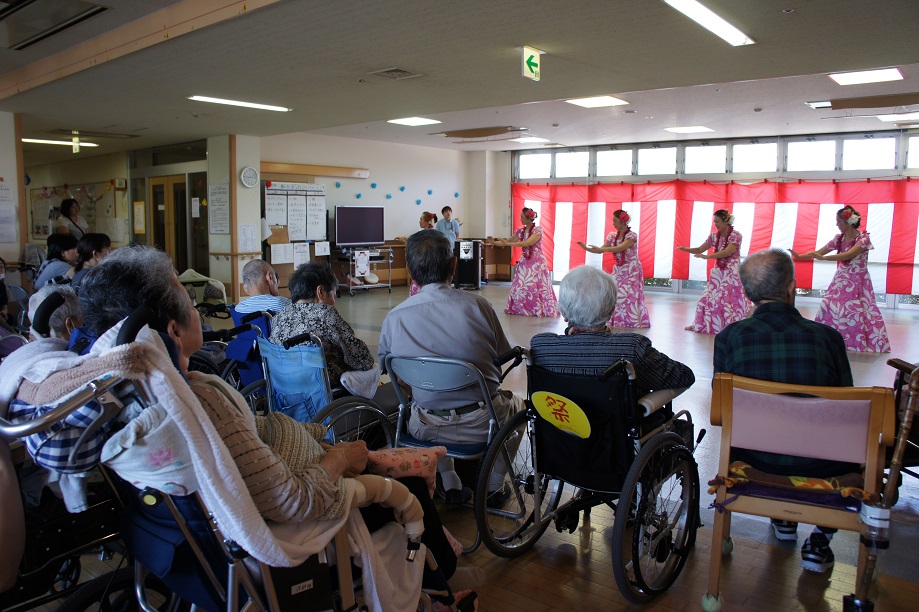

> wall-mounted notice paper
[192,197,200,218]
[314,241,330,256]
[0,204,16,242]
[265,194,287,226]
[287,195,307,241]
[294,242,311,267]
[239,223,259,253]
[133,202,145,233]
[270,242,294,264]
[208,183,230,234]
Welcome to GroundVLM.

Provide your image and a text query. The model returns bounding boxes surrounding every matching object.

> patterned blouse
[268,302,375,386]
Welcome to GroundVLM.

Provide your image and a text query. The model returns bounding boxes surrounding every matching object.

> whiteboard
[263,182,327,241]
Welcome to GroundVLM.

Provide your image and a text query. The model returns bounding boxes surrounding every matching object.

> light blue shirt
[435,218,460,252]
[235,293,291,314]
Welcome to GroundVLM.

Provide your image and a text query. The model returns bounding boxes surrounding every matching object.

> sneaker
[485,483,513,509]
[444,487,473,507]
[771,519,799,541]
[800,533,835,573]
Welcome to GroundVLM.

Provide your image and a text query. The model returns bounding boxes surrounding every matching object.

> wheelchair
[1,309,455,612]
[471,346,702,604]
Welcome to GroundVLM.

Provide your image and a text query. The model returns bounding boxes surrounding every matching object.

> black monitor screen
[334,206,385,247]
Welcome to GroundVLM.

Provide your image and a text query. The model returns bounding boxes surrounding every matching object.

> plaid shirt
[713,301,854,475]
[714,301,852,387]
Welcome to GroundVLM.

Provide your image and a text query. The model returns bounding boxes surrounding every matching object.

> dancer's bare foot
[684,325,694,331]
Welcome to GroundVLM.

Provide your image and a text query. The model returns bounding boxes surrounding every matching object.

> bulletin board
[263,182,329,283]
[29,181,129,243]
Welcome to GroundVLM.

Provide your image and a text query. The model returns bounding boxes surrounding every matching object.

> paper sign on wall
[192,197,200,218]
[294,243,311,267]
[0,205,16,242]
[287,195,307,241]
[239,224,259,253]
[270,243,294,264]
[133,202,145,233]
[314,241,330,256]
[265,194,287,226]
[208,184,230,234]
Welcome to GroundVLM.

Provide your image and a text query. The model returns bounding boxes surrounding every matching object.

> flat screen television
[334,206,385,247]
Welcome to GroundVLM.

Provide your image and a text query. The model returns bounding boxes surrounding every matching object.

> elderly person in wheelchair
[531,265,695,396]
[2,245,464,611]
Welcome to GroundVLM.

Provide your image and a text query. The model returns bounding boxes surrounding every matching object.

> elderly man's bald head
[242,259,279,296]
[739,249,795,305]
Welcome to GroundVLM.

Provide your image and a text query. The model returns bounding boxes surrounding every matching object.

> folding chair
[702,373,895,612]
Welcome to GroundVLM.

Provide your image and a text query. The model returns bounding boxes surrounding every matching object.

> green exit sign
[522,46,541,81]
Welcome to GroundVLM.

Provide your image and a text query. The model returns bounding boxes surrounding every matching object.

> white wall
[0,113,21,262]
[261,133,484,239]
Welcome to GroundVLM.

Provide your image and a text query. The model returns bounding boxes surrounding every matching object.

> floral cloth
[605,229,650,328]
[409,279,420,297]
[814,232,890,352]
[505,225,559,317]
[688,229,751,334]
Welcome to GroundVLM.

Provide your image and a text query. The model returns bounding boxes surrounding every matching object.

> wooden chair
[702,373,895,612]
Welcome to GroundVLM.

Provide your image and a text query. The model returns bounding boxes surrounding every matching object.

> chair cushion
[366,446,447,497]
[709,461,868,501]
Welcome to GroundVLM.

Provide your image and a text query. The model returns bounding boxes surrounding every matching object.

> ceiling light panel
[828,68,903,86]
[22,138,99,147]
[387,117,442,126]
[566,96,629,108]
[806,101,832,109]
[511,137,551,143]
[662,0,755,46]
[877,112,919,122]
[664,126,714,134]
[188,96,291,112]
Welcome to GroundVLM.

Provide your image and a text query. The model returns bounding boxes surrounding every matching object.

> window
[684,144,727,174]
[787,140,836,172]
[907,136,919,169]
[638,147,676,175]
[518,153,551,179]
[842,137,896,170]
[732,142,777,173]
[596,149,633,176]
[555,151,589,178]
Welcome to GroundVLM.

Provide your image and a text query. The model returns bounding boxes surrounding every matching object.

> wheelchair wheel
[475,410,564,557]
[611,431,699,604]
[187,354,222,377]
[58,567,184,612]
[219,359,242,390]
[311,397,395,449]
[239,379,269,416]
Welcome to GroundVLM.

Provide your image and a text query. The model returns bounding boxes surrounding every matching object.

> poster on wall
[264,182,327,242]
[287,195,307,241]
[133,202,145,233]
[208,183,230,234]
[0,204,16,243]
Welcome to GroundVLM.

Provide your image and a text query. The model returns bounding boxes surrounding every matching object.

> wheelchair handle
[116,305,156,346]
[283,332,316,350]
[203,303,229,317]
[240,310,273,324]
[599,359,633,381]
[31,291,66,338]
[201,324,260,343]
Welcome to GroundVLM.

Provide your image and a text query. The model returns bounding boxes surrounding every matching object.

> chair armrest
[638,388,688,417]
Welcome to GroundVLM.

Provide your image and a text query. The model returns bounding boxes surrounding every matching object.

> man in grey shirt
[379,229,522,505]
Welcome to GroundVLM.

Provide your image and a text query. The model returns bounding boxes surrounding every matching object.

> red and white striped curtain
[512,180,919,293]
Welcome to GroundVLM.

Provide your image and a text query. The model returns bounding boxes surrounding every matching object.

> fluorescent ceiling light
[828,68,903,86]
[806,101,832,109]
[566,96,629,108]
[664,126,714,134]
[662,0,755,46]
[22,138,99,147]
[387,117,442,126]
[511,136,551,143]
[188,95,291,112]
[877,112,919,122]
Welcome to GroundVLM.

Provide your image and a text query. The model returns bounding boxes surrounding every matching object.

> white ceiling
[2,0,919,167]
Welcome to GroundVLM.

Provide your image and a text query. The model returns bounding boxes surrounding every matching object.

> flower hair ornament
[717,213,735,225]
[618,211,630,224]
[841,209,860,226]
[523,209,538,220]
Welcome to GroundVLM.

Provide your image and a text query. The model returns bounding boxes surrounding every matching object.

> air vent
[0,0,106,51]
[367,67,424,81]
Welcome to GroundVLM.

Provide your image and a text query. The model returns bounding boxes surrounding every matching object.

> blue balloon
[454,192,459,198]
[335,182,341,188]
[400,186,406,192]
[371,183,377,189]
[386,194,392,199]
[427,189,433,195]
[416,199,422,205]
[356,193,362,199]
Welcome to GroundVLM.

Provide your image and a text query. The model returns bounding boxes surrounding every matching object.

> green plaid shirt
[713,301,854,475]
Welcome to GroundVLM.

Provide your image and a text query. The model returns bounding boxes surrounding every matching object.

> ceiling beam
[0,0,282,101]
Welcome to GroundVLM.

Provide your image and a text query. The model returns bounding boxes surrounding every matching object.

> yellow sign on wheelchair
[531,391,591,438]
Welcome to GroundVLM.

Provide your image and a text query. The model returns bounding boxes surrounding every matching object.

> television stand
[338,246,394,296]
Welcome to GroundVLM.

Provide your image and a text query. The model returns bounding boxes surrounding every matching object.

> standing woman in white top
[56,198,89,238]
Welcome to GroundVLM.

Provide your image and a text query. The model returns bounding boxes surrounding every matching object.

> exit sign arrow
[522,46,541,81]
